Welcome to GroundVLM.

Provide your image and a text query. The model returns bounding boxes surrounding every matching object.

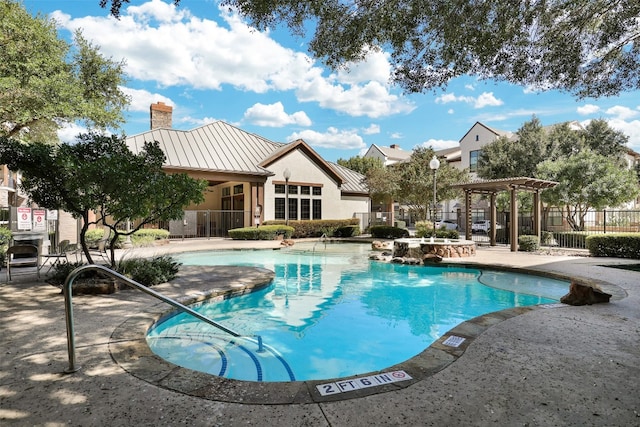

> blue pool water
[146,244,568,382]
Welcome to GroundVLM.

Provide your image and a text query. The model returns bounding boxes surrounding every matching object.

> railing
[62,264,241,373]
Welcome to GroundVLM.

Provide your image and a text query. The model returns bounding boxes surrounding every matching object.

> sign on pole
[17,207,32,230]
[33,209,46,231]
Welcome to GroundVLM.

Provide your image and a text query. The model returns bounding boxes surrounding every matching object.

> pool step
[146,332,295,382]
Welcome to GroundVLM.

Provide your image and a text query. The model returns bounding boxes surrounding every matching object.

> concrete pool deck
[1,239,639,426]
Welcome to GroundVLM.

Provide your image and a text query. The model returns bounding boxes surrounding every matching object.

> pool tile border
[109,263,625,405]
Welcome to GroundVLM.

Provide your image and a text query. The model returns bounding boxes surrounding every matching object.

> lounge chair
[6,244,40,281]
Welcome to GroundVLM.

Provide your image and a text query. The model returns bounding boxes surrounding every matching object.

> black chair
[6,244,40,281]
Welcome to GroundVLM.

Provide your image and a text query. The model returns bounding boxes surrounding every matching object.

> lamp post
[429,155,440,237]
[283,168,291,225]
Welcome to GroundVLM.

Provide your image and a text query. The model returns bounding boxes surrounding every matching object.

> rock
[372,241,393,251]
[422,253,443,264]
[280,239,295,247]
[560,282,611,306]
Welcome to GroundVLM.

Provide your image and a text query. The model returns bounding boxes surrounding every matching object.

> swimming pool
[146,244,569,382]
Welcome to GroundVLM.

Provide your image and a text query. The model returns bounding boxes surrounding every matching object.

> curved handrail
[62,264,241,373]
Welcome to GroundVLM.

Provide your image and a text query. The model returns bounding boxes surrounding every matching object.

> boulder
[422,253,443,264]
[560,282,611,306]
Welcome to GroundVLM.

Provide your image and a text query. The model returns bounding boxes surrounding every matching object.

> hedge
[228,225,294,240]
[85,228,170,248]
[586,233,640,258]
[263,219,360,238]
[370,226,410,239]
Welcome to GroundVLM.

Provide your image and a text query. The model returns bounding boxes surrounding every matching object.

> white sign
[316,370,412,396]
[46,209,58,220]
[17,207,32,230]
[33,209,46,231]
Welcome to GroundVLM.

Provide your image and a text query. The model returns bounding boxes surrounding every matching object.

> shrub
[262,219,360,238]
[116,255,181,286]
[0,227,12,264]
[334,225,361,237]
[84,228,170,248]
[540,230,554,245]
[586,233,640,258]
[370,225,409,239]
[228,225,294,240]
[47,261,95,287]
[415,221,434,238]
[518,235,540,252]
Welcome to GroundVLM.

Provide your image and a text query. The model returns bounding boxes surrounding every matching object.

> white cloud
[605,106,639,121]
[243,102,311,127]
[447,109,454,114]
[52,2,412,119]
[121,87,173,112]
[57,122,89,143]
[465,84,475,91]
[287,127,365,150]
[363,124,380,135]
[435,92,503,109]
[390,132,402,139]
[607,118,640,151]
[420,139,459,150]
[577,104,600,115]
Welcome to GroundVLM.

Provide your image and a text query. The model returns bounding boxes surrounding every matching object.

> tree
[101,0,640,98]
[537,150,640,230]
[1,1,129,141]
[395,147,467,221]
[582,119,629,160]
[0,134,207,265]
[336,155,383,175]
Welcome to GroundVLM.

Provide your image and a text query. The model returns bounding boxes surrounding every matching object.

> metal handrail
[62,264,241,373]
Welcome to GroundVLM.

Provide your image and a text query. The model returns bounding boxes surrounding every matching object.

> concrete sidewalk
[1,239,639,426]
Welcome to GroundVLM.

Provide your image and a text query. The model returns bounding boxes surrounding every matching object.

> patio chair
[40,240,71,274]
[6,244,40,281]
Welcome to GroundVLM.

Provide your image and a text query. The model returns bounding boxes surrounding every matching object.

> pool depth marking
[316,370,412,396]
[442,335,466,348]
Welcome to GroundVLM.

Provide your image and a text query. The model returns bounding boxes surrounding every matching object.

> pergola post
[533,190,541,239]
[465,190,472,241]
[489,192,497,246]
[510,186,518,252]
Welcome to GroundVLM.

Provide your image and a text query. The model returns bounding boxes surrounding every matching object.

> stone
[560,282,611,306]
[423,254,443,264]
[372,240,393,251]
[280,239,295,247]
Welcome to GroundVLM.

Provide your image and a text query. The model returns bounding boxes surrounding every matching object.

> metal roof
[126,121,283,176]
[329,162,368,194]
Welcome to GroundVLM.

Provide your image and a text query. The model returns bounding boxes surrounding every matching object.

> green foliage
[84,228,169,248]
[334,225,361,237]
[0,227,12,264]
[518,235,540,252]
[586,234,640,259]
[0,1,129,140]
[540,231,554,246]
[415,221,459,239]
[0,133,206,265]
[115,255,181,286]
[365,165,399,205]
[179,0,640,98]
[263,219,360,238]
[228,225,294,240]
[394,147,467,221]
[47,261,89,287]
[538,150,640,230]
[336,156,384,175]
[370,226,410,239]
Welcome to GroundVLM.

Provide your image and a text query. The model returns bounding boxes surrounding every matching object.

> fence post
[603,209,606,234]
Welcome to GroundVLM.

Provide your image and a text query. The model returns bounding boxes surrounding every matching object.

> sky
[23,0,640,163]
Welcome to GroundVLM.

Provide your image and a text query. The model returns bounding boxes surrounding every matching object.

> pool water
[146,244,568,382]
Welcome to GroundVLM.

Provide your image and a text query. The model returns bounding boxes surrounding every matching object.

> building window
[275,198,285,220]
[475,134,479,141]
[548,208,563,226]
[470,150,481,172]
[233,184,243,194]
[312,199,322,219]
[288,198,298,221]
[288,185,298,195]
[312,186,321,196]
[222,187,230,197]
[275,184,285,194]
[300,199,310,220]
[301,186,310,195]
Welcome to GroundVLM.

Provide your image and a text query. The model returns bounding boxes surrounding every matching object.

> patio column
[490,192,497,246]
[533,190,541,239]
[465,190,472,241]
[510,186,518,252]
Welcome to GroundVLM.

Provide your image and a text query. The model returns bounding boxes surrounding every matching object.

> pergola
[451,177,558,252]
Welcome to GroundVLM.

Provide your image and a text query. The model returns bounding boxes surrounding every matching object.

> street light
[429,155,440,237]
[283,168,291,225]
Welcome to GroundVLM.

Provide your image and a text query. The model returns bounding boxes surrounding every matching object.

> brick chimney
[390,144,400,149]
[150,102,173,130]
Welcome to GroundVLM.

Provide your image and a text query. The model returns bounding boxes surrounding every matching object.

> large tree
[0,134,207,265]
[537,150,640,230]
[394,147,467,221]
[101,0,639,98]
[337,155,383,176]
[1,0,129,141]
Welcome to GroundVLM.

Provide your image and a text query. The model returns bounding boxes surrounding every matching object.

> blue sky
[24,0,640,162]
